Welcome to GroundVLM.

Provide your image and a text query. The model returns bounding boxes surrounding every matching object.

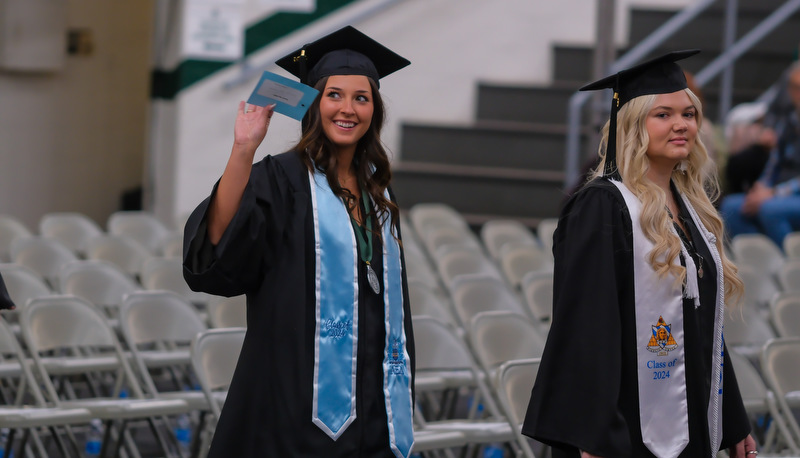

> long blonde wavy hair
[590,89,743,306]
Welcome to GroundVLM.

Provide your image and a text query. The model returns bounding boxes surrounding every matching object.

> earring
[676,160,688,173]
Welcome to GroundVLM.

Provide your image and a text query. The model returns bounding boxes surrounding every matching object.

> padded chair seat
[60,398,190,420]
[0,406,92,428]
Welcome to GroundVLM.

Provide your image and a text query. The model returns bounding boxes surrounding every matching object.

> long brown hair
[295,76,400,235]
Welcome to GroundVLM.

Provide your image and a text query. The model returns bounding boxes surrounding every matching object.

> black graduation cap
[580,49,700,176]
[275,26,410,89]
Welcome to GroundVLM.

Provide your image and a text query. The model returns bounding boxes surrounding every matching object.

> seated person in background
[723,102,776,195]
[720,61,800,247]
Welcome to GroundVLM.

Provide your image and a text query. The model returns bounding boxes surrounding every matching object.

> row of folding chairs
[0,289,249,458]
[0,263,246,335]
[728,338,800,455]
[8,233,183,285]
[730,233,800,309]
[401,205,556,456]
[0,211,184,264]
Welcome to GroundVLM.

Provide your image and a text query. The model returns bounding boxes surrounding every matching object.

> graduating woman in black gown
[183,26,415,457]
[522,51,757,458]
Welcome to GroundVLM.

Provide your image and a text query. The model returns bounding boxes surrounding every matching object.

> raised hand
[233,101,276,156]
[208,102,276,244]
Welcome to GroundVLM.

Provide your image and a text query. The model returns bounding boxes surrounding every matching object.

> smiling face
[318,74,374,156]
[645,90,698,172]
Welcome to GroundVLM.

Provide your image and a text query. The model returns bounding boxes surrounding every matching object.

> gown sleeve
[0,273,15,310]
[522,181,635,456]
[182,155,296,297]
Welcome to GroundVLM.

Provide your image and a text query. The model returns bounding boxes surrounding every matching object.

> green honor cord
[349,188,380,294]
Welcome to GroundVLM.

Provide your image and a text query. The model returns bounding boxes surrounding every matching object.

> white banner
[259,0,315,12]
[183,3,245,61]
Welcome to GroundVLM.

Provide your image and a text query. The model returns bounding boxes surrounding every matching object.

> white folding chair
[536,218,558,259]
[20,295,190,457]
[778,259,800,293]
[480,219,538,262]
[160,232,184,259]
[770,292,800,338]
[520,270,554,328]
[39,212,103,257]
[409,203,470,235]
[412,316,516,450]
[732,233,785,286]
[107,211,173,255]
[85,234,155,280]
[58,260,141,315]
[783,231,800,259]
[141,257,213,308]
[408,280,460,332]
[207,295,247,328]
[738,264,781,311]
[119,290,209,456]
[450,274,527,329]
[190,328,246,422]
[422,226,482,258]
[468,311,546,380]
[119,290,209,406]
[499,244,552,289]
[0,215,33,262]
[725,307,777,362]
[436,249,502,290]
[0,263,52,307]
[10,236,79,289]
[496,358,542,458]
[404,247,443,293]
[760,337,800,451]
[0,318,92,457]
[729,348,799,454]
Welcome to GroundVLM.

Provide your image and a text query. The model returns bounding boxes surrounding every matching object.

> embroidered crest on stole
[647,316,679,355]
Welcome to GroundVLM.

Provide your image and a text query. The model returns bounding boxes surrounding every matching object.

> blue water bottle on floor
[85,419,103,457]
[483,442,504,458]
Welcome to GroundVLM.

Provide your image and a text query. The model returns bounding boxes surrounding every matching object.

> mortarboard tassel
[295,49,308,85]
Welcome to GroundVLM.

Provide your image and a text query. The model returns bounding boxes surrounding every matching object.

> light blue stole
[309,169,414,457]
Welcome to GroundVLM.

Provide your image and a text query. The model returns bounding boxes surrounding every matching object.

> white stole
[611,180,725,458]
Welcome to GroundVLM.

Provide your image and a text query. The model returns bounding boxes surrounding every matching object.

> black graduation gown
[0,274,14,310]
[183,151,415,457]
[521,178,750,457]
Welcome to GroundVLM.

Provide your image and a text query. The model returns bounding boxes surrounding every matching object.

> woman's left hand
[728,434,757,458]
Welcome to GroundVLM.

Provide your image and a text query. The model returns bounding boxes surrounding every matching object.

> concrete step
[475,81,587,124]
[400,122,587,171]
[552,44,793,93]
[475,77,764,125]
[628,6,800,54]
[391,161,566,222]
